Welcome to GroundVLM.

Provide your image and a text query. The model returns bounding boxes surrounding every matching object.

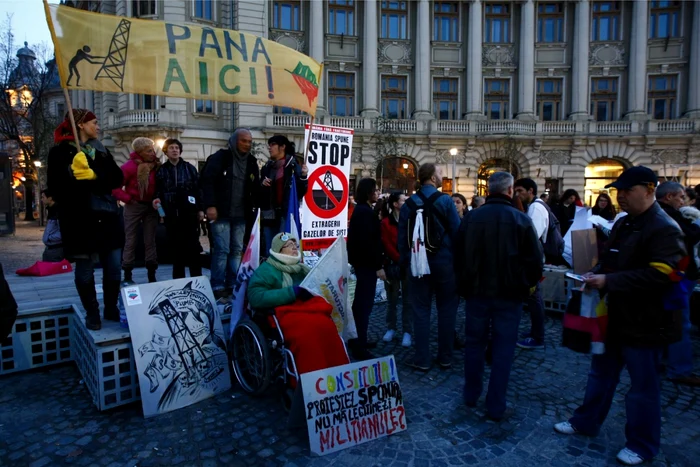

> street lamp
[450,148,458,194]
[33,161,42,168]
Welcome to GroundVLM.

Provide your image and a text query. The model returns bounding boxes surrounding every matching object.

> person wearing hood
[260,135,308,253]
[112,137,161,283]
[47,109,124,331]
[200,128,260,301]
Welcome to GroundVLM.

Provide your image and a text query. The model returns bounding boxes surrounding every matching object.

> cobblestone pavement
[1,223,699,466]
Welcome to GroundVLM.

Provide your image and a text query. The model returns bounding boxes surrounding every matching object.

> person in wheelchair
[247,232,350,378]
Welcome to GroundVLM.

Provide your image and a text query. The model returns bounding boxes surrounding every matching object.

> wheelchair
[227,304,300,411]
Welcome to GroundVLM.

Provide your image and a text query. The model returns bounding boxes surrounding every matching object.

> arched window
[376,157,417,193]
[476,158,520,196]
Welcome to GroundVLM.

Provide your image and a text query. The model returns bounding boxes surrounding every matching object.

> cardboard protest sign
[300,355,406,456]
[301,124,353,249]
[572,229,598,274]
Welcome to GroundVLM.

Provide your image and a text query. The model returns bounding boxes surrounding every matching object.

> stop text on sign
[308,132,351,166]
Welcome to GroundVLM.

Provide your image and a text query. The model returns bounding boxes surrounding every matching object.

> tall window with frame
[591,1,620,41]
[194,0,214,21]
[649,1,680,39]
[328,0,354,36]
[132,0,156,17]
[382,76,407,119]
[433,78,458,120]
[195,99,214,114]
[537,2,565,43]
[328,72,355,116]
[484,3,510,43]
[647,75,677,119]
[484,79,510,120]
[536,78,563,121]
[590,77,618,121]
[134,94,157,110]
[381,1,408,39]
[273,1,301,31]
[434,2,459,42]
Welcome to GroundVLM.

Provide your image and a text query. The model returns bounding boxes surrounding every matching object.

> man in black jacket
[455,172,543,421]
[655,181,700,386]
[200,129,260,300]
[554,167,685,466]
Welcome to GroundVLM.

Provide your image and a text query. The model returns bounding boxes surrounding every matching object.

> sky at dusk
[0,0,60,53]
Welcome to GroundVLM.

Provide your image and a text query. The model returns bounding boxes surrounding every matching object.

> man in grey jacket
[41,189,64,262]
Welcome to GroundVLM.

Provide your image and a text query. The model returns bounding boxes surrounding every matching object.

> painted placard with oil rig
[124,277,231,418]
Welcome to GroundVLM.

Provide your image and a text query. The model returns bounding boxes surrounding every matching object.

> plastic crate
[0,307,73,375]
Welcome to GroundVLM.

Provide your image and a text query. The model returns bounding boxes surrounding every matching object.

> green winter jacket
[247,260,308,309]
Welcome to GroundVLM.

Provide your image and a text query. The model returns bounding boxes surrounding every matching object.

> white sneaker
[401,333,412,347]
[383,330,395,342]
[616,448,644,466]
[553,421,577,435]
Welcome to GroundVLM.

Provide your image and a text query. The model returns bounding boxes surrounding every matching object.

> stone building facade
[70,0,700,205]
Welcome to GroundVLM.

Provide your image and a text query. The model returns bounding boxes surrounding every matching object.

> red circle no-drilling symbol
[305,166,348,219]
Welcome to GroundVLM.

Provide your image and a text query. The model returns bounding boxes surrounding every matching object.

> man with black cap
[553,166,685,465]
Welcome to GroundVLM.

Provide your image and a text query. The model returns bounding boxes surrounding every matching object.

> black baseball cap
[604,166,658,190]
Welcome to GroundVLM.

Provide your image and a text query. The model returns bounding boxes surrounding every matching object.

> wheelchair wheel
[231,317,272,395]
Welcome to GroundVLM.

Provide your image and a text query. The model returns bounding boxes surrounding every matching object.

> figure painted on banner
[200,129,260,301]
[347,178,385,360]
[380,192,413,348]
[41,189,65,262]
[452,193,467,218]
[47,109,124,331]
[112,137,161,283]
[247,232,349,376]
[260,135,308,253]
[153,138,205,280]
[67,45,104,86]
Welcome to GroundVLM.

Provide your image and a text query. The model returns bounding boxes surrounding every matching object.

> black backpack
[405,191,449,254]
[535,199,565,263]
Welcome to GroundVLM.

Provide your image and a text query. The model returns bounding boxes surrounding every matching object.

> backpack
[405,191,449,255]
[535,199,565,263]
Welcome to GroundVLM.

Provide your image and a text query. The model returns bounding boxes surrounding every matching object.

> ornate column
[413,0,433,119]
[517,0,536,120]
[686,0,700,117]
[361,0,380,117]
[465,0,484,119]
[626,0,648,120]
[570,0,590,120]
[309,0,326,115]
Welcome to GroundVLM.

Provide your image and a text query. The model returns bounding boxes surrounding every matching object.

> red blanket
[275,297,350,379]
[16,259,72,277]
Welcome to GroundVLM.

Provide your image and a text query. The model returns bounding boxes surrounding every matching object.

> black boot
[75,281,101,331]
[123,267,133,283]
[103,280,121,322]
[147,265,157,283]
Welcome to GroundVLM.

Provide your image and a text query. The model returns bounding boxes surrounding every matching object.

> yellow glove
[71,152,97,181]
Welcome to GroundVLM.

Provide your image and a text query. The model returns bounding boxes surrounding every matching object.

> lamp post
[450,148,458,194]
[34,160,44,226]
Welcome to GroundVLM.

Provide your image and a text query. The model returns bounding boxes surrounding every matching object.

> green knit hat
[271,232,298,254]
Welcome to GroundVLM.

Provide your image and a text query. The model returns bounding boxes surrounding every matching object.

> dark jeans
[409,261,459,367]
[351,267,378,354]
[569,345,663,460]
[525,282,545,342]
[384,274,413,334]
[74,248,122,287]
[463,297,522,418]
[164,215,202,279]
[667,290,693,378]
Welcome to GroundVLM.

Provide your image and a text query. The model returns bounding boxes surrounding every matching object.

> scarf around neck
[135,154,159,199]
[268,251,311,288]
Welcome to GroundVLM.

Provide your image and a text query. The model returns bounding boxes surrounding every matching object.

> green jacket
[247,260,308,309]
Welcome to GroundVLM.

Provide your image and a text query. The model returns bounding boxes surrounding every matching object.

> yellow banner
[44,2,322,115]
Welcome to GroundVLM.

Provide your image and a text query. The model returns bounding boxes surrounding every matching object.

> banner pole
[303,114,315,166]
[62,88,81,152]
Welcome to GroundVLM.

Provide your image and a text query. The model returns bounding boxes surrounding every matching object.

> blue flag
[285,175,302,239]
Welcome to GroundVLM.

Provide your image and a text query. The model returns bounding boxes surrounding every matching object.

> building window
[328,0,354,35]
[433,78,458,120]
[649,1,680,39]
[381,1,408,39]
[484,79,510,120]
[273,1,301,31]
[328,72,355,116]
[591,1,620,41]
[131,0,156,17]
[590,77,618,121]
[433,2,459,42]
[537,2,565,43]
[647,75,677,119]
[484,3,510,43]
[273,106,304,115]
[194,0,214,21]
[56,102,65,118]
[195,99,214,113]
[381,76,407,119]
[536,78,563,121]
[134,94,158,110]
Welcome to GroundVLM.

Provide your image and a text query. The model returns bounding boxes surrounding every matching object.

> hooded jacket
[112,152,159,204]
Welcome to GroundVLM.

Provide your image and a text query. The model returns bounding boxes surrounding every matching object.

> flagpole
[62,88,81,152]
[303,114,315,166]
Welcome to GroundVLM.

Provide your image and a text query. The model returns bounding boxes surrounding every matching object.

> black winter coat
[454,195,544,300]
[594,202,685,347]
[658,201,700,280]
[200,148,259,224]
[155,159,203,219]
[258,155,308,223]
[347,203,383,271]
[47,140,124,257]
